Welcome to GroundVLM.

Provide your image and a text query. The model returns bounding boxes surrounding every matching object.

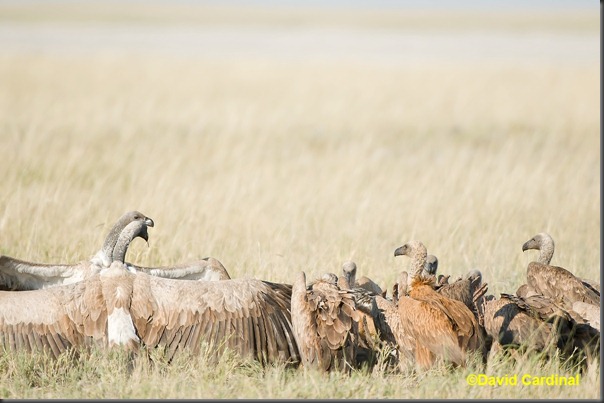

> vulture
[0,219,301,365]
[0,217,153,358]
[394,241,483,369]
[522,232,599,309]
[336,260,384,296]
[290,271,360,372]
[0,211,154,291]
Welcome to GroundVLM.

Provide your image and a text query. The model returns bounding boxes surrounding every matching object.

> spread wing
[0,278,108,358]
[131,257,231,281]
[0,255,93,291]
[129,273,299,365]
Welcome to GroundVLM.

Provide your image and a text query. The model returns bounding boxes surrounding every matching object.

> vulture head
[424,254,439,275]
[341,261,357,289]
[522,232,554,265]
[394,240,428,277]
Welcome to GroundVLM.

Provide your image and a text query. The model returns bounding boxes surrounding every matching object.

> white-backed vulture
[336,260,384,296]
[0,217,153,358]
[522,232,599,309]
[0,211,154,291]
[1,219,300,365]
[290,271,360,372]
[394,241,483,369]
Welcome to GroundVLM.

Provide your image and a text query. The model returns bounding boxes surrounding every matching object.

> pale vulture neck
[112,221,147,263]
[95,213,139,267]
[409,243,428,277]
[537,234,554,265]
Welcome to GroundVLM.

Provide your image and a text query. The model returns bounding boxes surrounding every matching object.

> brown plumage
[128,272,299,365]
[394,241,483,369]
[436,269,488,319]
[0,211,154,291]
[354,287,415,368]
[523,232,599,310]
[572,301,600,332]
[290,271,360,372]
[356,276,384,296]
[481,293,563,355]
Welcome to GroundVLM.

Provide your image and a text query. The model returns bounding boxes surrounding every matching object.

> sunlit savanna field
[0,0,599,399]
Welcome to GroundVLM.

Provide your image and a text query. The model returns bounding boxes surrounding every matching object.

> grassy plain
[0,1,599,399]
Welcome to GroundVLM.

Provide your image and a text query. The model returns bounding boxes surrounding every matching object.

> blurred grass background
[0,0,599,398]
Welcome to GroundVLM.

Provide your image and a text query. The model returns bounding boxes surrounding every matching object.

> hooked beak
[145,217,155,228]
[394,245,405,257]
[522,239,533,252]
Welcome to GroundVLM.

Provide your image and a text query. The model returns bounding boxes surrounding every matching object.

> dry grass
[0,1,599,399]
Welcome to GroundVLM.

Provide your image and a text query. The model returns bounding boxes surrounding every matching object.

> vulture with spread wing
[0,218,152,357]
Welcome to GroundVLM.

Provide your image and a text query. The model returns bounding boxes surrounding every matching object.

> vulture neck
[95,214,137,267]
[410,252,428,279]
[537,238,554,265]
[112,221,148,264]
